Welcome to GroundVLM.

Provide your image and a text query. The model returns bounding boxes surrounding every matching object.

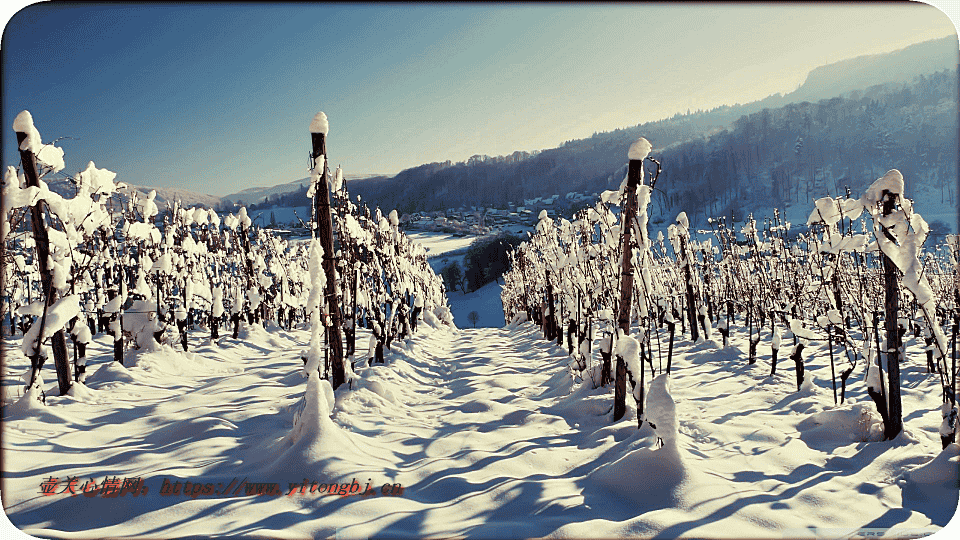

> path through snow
[2,320,957,538]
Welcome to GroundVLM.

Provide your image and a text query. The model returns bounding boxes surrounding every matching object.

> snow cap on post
[13,111,41,150]
[13,110,65,172]
[861,169,904,208]
[309,112,329,135]
[627,137,652,161]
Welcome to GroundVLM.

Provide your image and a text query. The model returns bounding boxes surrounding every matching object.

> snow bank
[900,443,960,515]
[589,431,690,506]
[123,345,242,377]
[590,372,692,506]
[65,381,102,403]
[507,311,528,329]
[434,306,455,327]
[902,443,959,487]
[646,373,678,445]
[3,377,46,418]
[801,402,885,443]
[422,308,442,329]
[269,372,376,481]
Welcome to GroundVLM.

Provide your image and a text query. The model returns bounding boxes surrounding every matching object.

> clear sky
[2,2,957,198]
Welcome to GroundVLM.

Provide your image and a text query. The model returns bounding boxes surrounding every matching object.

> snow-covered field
[406,231,507,328]
[2,314,957,538]
[446,281,505,329]
[406,232,477,259]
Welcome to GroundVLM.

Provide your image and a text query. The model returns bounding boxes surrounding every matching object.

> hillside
[787,35,959,104]
[650,67,959,231]
[350,36,958,225]
[62,37,955,228]
[220,173,387,207]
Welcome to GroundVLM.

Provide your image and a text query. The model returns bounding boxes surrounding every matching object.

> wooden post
[545,270,555,341]
[15,127,72,396]
[109,287,123,364]
[880,190,903,440]
[681,234,700,343]
[557,294,563,346]
[748,293,755,363]
[600,332,612,386]
[350,265,359,351]
[519,252,531,321]
[615,157,643,336]
[238,222,256,323]
[828,324,837,404]
[666,318,676,374]
[310,124,346,389]
[613,154,644,422]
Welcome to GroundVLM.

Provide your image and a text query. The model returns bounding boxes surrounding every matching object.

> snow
[309,112,329,135]
[303,238,326,375]
[902,443,959,486]
[408,231,475,259]
[2,309,956,538]
[36,145,66,174]
[12,110,41,152]
[807,196,843,226]
[507,311,528,328]
[78,161,117,195]
[645,373,678,445]
[446,280,504,328]
[122,300,162,351]
[789,317,818,341]
[332,166,343,192]
[126,222,161,244]
[18,294,81,357]
[238,205,252,229]
[627,136,652,161]
[12,110,65,172]
[862,169,905,206]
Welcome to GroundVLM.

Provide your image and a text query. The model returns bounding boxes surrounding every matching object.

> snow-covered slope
[126,183,222,210]
[223,174,386,206]
[446,280,505,328]
[2,313,956,538]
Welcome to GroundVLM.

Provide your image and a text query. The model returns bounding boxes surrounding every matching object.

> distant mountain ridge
[220,173,387,206]
[787,35,959,104]
[99,36,957,220]
[349,36,958,216]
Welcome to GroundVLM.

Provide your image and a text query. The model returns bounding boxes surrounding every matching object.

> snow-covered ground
[446,281,505,329]
[405,232,477,259]
[2,314,957,538]
[406,231,506,328]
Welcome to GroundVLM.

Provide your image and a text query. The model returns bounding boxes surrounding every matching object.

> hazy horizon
[2,2,957,197]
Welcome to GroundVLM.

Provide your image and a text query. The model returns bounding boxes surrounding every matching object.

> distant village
[398,191,598,236]
[233,189,602,239]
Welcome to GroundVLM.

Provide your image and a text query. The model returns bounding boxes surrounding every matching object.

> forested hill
[650,67,958,227]
[786,35,960,104]
[351,36,958,221]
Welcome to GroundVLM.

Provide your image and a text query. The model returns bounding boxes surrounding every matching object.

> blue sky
[2,2,957,197]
